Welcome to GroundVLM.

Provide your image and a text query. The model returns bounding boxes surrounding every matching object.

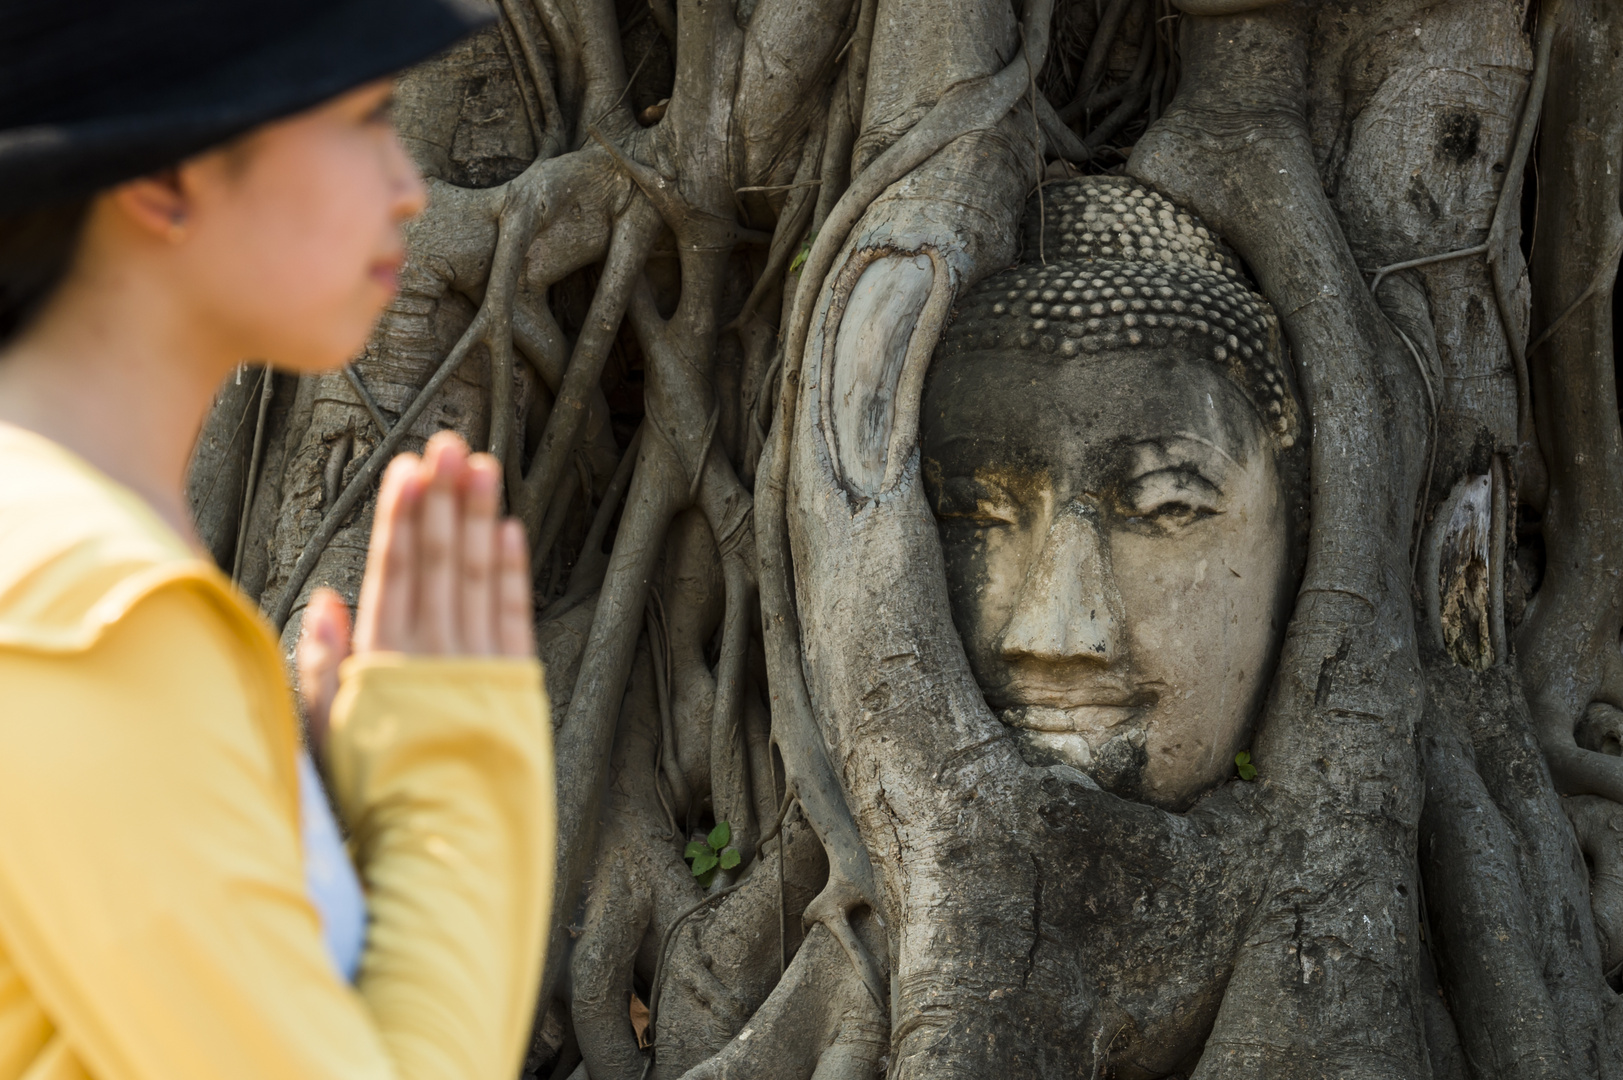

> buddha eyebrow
[926,429,1021,450]
[1130,432,1242,470]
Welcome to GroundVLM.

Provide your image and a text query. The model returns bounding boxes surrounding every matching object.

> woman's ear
[106,168,190,243]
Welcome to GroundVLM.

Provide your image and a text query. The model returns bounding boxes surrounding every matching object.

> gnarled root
[573,847,655,1080]
[1131,8,1432,1075]
[1419,705,1576,1079]
[672,921,887,1080]
[651,811,831,1075]
[1567,794,1623,978]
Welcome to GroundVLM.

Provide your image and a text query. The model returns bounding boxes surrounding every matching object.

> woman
[0,3,554,1079]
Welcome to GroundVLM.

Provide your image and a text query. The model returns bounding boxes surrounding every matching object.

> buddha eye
[933,476,1019,527]
[1144,501,1204,528]
[1125,468,1221,529]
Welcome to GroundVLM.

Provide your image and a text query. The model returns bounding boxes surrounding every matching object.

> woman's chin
[259,343,366,376]
[259,320,381,375]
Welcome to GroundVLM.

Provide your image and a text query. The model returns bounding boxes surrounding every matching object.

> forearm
[328,654,554,1080]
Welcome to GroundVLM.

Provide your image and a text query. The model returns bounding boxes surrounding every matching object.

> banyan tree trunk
[185,0,1623,1075]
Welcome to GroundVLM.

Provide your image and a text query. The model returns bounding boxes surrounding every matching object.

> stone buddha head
[923,177,1305,811]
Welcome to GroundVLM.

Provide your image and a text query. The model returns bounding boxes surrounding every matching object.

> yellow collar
[0,422,259,653]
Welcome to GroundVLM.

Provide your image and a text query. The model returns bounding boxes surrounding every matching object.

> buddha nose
[999,499,1123,666]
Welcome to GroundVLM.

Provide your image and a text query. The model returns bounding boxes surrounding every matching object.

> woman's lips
[370,254,404,291]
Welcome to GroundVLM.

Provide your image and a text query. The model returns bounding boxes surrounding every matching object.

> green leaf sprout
[685,821,742,887]
[1235,750,1258,782]
[788,232,816,275]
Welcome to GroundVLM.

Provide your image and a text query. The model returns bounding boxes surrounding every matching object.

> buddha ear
[819,247,955,499]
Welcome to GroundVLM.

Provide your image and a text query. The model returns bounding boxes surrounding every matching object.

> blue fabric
[297,751,367,982]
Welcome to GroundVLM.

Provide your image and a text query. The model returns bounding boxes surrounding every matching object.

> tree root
[1131,7,1431,1075]
[1171,0,1286,12]
[199,1,1623,1077]
[519,198,663,557]
[751,0,1062,924]
[670,923,887,1080]
[1420,707,1574,1080]
[648,794,793,1031]
[574,848,656,1080]
[1519,0,1623,827]
[542,439,687,1005]
[267,141,631,627]
[1491,0,1559,508]
[553,425,645,615]
[1057,0,1134,125]
[1568,794,1623,978]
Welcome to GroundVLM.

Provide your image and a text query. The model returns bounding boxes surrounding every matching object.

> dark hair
[0,200,90,347]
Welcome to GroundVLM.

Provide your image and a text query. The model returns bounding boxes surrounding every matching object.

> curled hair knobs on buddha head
[939,175,1303,453]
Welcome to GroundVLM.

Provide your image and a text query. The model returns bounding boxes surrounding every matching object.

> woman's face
[921,347,1292,809]
[160,80,425,372]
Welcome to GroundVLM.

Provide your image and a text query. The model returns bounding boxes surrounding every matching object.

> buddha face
[921,346,1292,809]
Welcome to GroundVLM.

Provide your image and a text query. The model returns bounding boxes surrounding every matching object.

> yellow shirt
[0,424,554,1080]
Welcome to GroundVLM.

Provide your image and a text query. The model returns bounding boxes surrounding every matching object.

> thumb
[297,587,353,757]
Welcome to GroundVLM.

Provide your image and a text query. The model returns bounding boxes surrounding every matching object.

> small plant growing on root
[685,821,741,888]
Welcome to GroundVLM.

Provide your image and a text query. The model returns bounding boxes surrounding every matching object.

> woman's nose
[999,499,1123,666]
[387,131,428,222]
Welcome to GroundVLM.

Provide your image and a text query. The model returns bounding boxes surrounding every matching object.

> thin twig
[645,603,681,840]
[734,180,824,195]
[1390,321,1438,581]
[342,364,392,434]
[496,12,546,150]
[1526,231,1623,357]
[1022,23,1045,265]
[231,370,273,584]
[1488,0,1560,483]
[500,0,566,140]
[591,50,651,131]
[1367,243,1488,298]
[194,371,269,514]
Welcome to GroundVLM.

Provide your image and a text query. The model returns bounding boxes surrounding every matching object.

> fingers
[354,453,422,653]
[353,429,534,660]
[459,454,500,656]
[417,432,468,654]
[497,519,535,658]
[297,588,352,754]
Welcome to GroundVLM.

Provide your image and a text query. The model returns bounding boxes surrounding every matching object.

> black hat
[0,0,494,215]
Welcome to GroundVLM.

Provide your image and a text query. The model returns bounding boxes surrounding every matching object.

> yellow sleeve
[327,653,555,1080]
[0,583,553,1080]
